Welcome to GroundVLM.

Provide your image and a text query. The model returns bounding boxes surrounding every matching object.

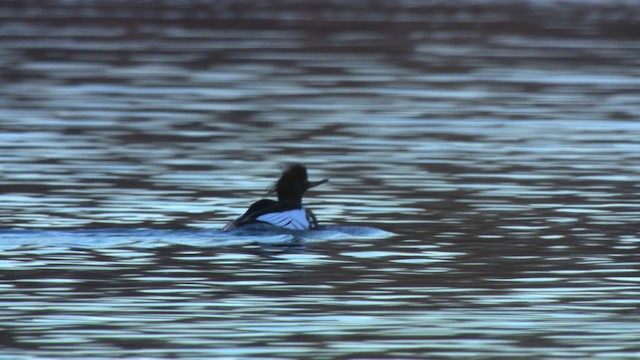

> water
[1,0,640,358]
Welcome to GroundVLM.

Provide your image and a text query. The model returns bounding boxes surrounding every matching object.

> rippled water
[1,1,640,358]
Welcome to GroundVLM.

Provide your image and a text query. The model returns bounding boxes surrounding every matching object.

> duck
[223,164,328,231]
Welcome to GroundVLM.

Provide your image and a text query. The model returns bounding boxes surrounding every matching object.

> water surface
[1,1,639,358]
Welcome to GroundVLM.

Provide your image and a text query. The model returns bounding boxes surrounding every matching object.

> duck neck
[277,194,303,207]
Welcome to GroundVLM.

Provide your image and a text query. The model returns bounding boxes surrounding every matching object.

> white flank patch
[256,209,311,230]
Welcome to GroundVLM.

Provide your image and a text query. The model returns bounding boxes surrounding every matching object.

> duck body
[224,199,318,231]
[224,164,327,231]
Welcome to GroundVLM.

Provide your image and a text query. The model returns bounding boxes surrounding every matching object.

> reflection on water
[1,1,640,358]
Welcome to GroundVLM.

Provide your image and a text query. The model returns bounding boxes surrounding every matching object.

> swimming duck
[223,164,328,231]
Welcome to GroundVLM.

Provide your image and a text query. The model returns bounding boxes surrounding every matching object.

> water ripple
[2,0,640,358]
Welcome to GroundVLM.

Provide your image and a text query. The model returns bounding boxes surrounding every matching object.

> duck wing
[228,200,318,230]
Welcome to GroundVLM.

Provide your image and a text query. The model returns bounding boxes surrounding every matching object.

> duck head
[269,164,328,204]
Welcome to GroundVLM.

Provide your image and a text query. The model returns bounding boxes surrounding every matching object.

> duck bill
[307,178,329,189]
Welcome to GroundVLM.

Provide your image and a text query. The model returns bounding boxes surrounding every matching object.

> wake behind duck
[0,165,391,250]
[0,226,392,250]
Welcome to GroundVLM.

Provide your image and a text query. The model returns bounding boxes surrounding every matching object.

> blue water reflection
[2,0,640,358]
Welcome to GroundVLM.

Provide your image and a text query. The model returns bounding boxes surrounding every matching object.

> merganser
[223,164,329,231]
